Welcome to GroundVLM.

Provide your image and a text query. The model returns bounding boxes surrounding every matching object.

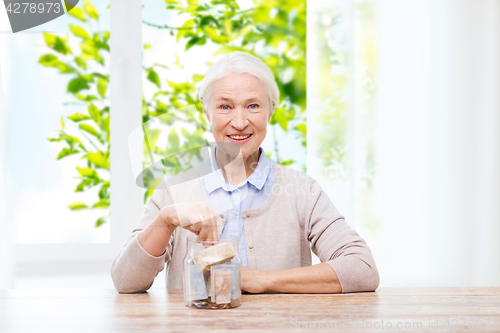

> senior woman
[111,51,379,294]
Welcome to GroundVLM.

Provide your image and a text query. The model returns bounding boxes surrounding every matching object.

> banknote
[211,266,232,304]
[185,264,208,301]
[217,263,241,300]
[194,242,236,267]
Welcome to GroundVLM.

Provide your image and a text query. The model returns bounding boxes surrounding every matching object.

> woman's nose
[231,109,247,130]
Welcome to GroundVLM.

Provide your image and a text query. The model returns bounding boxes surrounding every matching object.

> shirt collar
[202,147,271,194]
[246,148,272,190]
[203,166,227,194]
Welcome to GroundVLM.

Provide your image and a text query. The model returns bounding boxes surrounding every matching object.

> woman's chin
[216,139,261,162]
[216,141,242,158]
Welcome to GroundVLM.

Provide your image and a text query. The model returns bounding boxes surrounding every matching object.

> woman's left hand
[241,266,270,294]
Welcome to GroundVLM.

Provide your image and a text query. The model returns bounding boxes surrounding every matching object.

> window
[0,1,128,273]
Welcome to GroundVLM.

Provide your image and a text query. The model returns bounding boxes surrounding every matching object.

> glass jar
[183,237,242,309]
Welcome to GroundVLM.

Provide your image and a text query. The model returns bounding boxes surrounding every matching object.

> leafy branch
[42,0,110,227]
[143,0,307,177]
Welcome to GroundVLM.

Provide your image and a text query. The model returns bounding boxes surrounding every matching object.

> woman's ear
[204,110,211,123]
[268,105,275,122]
[201,98,211,123]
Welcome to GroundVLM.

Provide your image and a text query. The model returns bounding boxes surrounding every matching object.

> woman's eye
[220,105,230,110]
[249,104,259,109]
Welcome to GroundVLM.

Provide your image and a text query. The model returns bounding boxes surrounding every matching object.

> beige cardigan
[110,163,380,293]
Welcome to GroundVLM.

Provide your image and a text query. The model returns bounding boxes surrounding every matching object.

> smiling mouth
[227,134,252,140]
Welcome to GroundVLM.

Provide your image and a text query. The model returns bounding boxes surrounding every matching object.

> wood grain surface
[1,287,499,332]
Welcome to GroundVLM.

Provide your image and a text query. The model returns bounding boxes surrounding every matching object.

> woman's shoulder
[271,161,316,185]
[270,162,322,199]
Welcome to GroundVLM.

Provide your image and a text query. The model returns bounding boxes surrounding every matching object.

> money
[185,242,241,309]
[211,266,232,304]
[192,298,233,309]
[217,263,241,300]
[185,264,207,302]
[194,242,236,267]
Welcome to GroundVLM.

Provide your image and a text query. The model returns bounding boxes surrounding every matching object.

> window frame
[15,0,144,269]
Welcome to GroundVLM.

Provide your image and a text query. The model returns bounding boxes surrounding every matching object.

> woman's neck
[215,148,260,186]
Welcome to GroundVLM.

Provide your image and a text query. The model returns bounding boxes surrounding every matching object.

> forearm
[111,209,175,293]
[265,263,341,294]
[110,232,168,293]
[138,214,176,256]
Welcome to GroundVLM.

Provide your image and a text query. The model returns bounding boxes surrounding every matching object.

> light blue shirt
[199,147,274,267]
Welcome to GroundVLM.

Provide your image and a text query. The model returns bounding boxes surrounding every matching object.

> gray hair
[198,52,280,115]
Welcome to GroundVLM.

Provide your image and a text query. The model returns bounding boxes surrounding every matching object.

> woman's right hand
[139,202,219,257]
[159,202,219,242]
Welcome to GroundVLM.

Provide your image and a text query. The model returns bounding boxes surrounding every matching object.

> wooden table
[1,288,499,332]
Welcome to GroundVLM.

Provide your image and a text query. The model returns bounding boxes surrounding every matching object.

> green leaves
[88,104,100,122]
[56,147,78,160]
[43,1,110,229]
[68,76,90,93]
[83,0,99,20]
[295,123,307,135]
[75,56,87,70]
[176,20,195,42]
[185,36,206,51]
[44,0,309,229]
[43,33,72,55]
[39,54,57,65]
[95,216,107,227]
[68,113,91,122]
[98,182,110,199]
[87,151,110,170]
[92,199,109,208]
[97,78,108,98]
[147,69,161,88]
[61,133,82,147]
[152,0,306,172]
[79,34,106,63]
[75,178,100,192]
[69,25,91,39]
[38,54,75,74]
[76,167,98,177]
[68,7,87,21]
[68,202,88,210]
[79,123,100,137]
[168,129,180,149]
[270,107,295,131]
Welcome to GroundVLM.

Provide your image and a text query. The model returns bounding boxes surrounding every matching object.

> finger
[206,217,218,242]
[183,225,199,235]
[189,221,202,232]
[200,205,218,241]
[196,220,210,242]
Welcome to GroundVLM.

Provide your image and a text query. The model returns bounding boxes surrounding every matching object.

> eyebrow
[215,97,262,104]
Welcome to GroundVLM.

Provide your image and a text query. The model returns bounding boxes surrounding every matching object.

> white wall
[308,0,500,287]
[375,0,500,286]
[0,33,15,289]
[110,0,144,252]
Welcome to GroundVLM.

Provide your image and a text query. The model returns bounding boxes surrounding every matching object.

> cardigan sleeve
[307,181,380,293]
[110,187,174,293]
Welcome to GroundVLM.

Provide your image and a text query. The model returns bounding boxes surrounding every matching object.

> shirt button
[232,215,236,220]
[234,189,238,193]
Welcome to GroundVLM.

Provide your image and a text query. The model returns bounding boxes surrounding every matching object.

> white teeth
[229,134,251,140]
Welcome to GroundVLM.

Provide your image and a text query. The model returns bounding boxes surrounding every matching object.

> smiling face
[203,72,273,160]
